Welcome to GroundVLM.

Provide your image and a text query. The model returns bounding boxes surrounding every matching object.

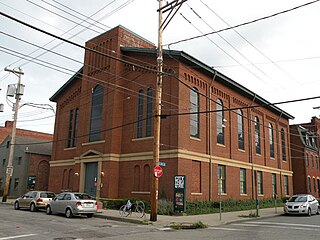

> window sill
[64,147,76,151]
[191,192,202,196]
[216,143,226,147]
[190,136,200,141]
[82,140,105,146]
[131,191,150,195]
[238,149,245,152]
[132,136,153,142]
[240,193,248,196]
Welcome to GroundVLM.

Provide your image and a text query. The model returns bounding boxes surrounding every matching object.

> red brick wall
[49,26,293,202]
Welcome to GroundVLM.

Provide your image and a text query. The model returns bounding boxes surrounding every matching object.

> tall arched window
[216,99,224,145]
[89,85,104,142]
[190,88,199,138]
[146,87,153,137]
[137,90,144,138]
[254,117,261,154]
[306,153,309,167]
[281,129,286,161]
[67,109,74,147]
[269,123,275,158]
[72,108,79,147]
[237,109,244,150]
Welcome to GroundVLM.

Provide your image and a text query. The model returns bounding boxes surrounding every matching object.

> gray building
[0,136,52,198]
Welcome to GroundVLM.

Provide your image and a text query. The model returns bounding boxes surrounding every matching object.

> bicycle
[119,200,145,218]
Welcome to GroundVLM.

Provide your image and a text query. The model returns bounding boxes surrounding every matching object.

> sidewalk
[0,198,282,227]
[95,207,283,227]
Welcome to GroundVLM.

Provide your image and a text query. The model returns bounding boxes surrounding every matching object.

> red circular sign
[154,165,163,178]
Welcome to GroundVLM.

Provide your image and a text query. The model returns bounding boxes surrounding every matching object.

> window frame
[89,85,104,142]
[237,110,245,150]
[240,168,247,194]
[137,90,144,138]
[281,129,287,161]
[190,88,200,138]
[254,117,261,154]
[146,87,153,137]
[269,123,275,158]
[216,99,224,145]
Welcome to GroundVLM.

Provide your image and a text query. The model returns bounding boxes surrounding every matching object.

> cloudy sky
[0,0,320,134]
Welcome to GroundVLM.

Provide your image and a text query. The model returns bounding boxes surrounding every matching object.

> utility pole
[2,67,24,202]
[150,0,187,222]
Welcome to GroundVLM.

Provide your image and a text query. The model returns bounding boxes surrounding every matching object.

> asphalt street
[1,204,320,240]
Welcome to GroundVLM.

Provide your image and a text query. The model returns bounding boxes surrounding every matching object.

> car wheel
[307,208,312,216]
[30,203,37,212]
[316,207,320,215]
[86,213,94,218]
[65,208,73,218]
[46,206,52,215]
[14,201,20,210]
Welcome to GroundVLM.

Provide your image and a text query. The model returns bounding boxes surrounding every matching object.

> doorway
[84,162,98,197]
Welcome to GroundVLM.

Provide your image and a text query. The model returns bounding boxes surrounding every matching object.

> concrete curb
[94,213,150,225]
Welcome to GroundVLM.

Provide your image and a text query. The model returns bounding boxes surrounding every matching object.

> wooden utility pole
[2,67,24,202]
[150,0,187,222]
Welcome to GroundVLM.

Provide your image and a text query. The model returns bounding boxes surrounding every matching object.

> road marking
[248,221,320,228]
[0,234,38,240]
[208,227,253,232]
[233,223,320,231]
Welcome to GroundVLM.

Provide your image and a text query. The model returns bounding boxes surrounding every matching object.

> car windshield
[288,196,307,202]
[40,192,55,198]
[74,194,92,200]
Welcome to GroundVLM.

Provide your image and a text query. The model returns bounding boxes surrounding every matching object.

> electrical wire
[165,0,320,47]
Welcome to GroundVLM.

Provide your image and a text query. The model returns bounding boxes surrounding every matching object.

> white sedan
[284,194,319,216]
[46,192,97,218]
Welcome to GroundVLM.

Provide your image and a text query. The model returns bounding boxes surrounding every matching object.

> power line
[166,0,320,47]
[199,0,300,85]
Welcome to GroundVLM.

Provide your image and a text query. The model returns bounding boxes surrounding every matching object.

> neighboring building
[48,26,294,202]
[0,121,53,143]
[290,117,320,196]
[0,136,52,198]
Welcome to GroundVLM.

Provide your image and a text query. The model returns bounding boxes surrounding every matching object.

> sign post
[174,175,186,213]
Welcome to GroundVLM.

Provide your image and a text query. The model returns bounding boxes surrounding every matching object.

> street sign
[159,161,166,167]
[6,166,13,176]
[154,165,163,178]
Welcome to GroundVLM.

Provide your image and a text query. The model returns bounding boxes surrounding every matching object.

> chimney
[5,121,13,128]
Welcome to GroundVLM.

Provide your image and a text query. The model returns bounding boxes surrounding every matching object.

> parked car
[46,192,97,218]
[14,191,56,212]
[284,194,319,216]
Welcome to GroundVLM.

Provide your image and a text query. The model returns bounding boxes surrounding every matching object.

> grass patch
[239,213,260,218]
[170,221,208,230]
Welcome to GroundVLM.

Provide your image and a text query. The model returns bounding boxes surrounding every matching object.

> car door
[310,196,318,213]
[51,193,65,213]
[62,193,72,213]
[19,192,31,208]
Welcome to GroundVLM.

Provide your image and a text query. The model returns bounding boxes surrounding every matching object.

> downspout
[276,111,283,198]
[249,95,256,201]
[209,71,216,201]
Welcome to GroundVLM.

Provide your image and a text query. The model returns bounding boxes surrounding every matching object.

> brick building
[48,26,294,202]
[0,136,52,198]
[290,117,320,196]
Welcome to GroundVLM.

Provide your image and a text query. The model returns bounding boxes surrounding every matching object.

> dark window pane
[146,87,153,137]
[190,88,199,138]
[89,85,104,142]
[137,90,144,138]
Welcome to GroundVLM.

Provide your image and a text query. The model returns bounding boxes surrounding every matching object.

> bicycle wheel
[134,205,145,218]
[136,201,145,211]
[119,205,130,217]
